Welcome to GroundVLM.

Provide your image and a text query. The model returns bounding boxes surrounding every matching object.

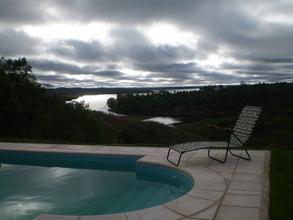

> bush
[35,102,102,143]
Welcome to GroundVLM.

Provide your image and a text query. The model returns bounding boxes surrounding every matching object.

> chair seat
[170,141,240,153]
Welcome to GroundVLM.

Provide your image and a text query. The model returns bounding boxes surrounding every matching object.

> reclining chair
[167,106,262,166]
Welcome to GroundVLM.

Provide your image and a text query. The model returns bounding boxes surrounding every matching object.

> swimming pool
[0,151,193,219]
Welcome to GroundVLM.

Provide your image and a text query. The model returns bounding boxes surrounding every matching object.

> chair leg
[167,148,184,166]
[229,147,251,161]
[208,147,229,163]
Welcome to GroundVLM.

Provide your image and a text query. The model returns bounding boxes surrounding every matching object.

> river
[71,94,182,126]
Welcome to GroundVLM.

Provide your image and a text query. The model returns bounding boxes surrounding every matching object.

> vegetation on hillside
[108,82,293,147]
[0,57,47,137]
[0,57,198,145]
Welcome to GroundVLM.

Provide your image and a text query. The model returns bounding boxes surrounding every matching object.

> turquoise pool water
[0,151,193,220]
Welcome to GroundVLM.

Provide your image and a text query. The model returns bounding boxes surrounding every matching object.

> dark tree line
[0,57,47,137]
[107,82,293,147]
[108,83,293,116]
[0,57,102,143]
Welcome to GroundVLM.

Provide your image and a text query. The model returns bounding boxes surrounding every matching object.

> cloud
[135,62,198,75]
[0,0,47,25]
[50,39,107,62]
[94,70,125,78]
[36,74,103,88]
[54,0,197,24]
[48,27,196,65]
[227,24,293,61]
[257,58,293,64]
[0,0,292,87]
[0,29,41,56]
[31,59,91,75]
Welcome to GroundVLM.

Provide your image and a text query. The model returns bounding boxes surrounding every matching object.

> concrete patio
[0,142,270,220]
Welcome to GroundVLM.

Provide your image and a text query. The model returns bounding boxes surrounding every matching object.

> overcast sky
[1,0,293,88]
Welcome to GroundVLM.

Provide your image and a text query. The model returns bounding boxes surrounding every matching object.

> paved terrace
[0,142,270,220]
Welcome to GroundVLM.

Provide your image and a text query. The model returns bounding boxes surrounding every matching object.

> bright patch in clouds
[23,22,115,44]
[263,14,293,24]
[199,54,223,69]
[143,23,197,46]
[25,21,197,48]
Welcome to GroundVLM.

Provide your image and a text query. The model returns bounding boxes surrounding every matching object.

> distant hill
[45,86,202,96]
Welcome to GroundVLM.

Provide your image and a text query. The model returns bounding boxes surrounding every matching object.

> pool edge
[0,142,270,220]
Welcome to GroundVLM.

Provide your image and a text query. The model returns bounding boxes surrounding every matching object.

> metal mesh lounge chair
[167,106,262,166]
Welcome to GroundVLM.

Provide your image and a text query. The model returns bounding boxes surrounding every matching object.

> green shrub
[35,102,101,143]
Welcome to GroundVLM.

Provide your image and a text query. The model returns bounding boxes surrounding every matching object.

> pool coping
[0,142,270,220]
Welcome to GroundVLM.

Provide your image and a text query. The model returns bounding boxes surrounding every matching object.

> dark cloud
[31,59,92,75]
[109,27,157,62]
[228,24,293,61]
[135,62,198,75]
[256,58,293,64]
[234,70,292,83]
[133,62,239,85]
[0,0,47,25]
[156,45,196,60]
[0,29,41,56]
[112,40,196,64]
[36,74,103,88]
[94,70,125,78]
[222,62,277,72]
[54,0,197,24]
[36,74,70,83]
[50,39,107,62]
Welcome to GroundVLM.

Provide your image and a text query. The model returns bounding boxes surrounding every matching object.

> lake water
[72,94,116,113]
[71,94,182,125]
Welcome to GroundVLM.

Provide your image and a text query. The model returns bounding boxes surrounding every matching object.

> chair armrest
[207,124,228,131]
[207,124,250,136]
[228,128,251,136]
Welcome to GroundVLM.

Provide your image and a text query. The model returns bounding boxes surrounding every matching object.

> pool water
[0,152,193,220]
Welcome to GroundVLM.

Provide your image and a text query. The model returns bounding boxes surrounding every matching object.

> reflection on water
[0,155,192,219]
[144,117,181,126]
[72,94,116,113]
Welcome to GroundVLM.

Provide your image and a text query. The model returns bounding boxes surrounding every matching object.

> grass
[125,115,154,120]
[268,147,293,220]
[177,117,235,141]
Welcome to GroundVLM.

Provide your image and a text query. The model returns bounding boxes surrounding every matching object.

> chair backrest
[229,106,262,146]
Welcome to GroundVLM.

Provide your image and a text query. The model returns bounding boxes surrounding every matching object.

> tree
[0,57,46,137]
[106,97,117,111]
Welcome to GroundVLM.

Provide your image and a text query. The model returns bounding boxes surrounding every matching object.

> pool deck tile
[163,195,216,216]
[216,206,260,220]
[34,215,79,220]
[125,205,184,220]
[80,213,129,220]
[0,142,270,220]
